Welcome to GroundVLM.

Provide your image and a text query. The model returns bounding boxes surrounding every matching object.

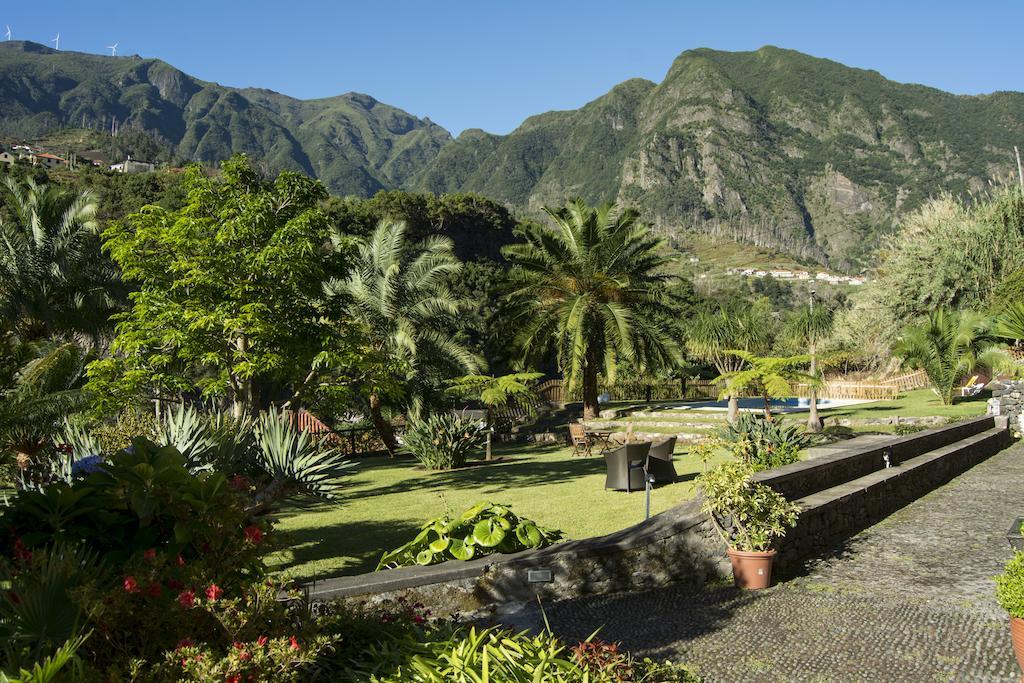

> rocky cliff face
[410,47,1024,269]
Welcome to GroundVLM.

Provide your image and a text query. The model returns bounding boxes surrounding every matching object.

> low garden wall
[303,416,1010,618]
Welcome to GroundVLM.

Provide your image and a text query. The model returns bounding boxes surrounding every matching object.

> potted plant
[996,552,1024,674]
[698,459,800,589]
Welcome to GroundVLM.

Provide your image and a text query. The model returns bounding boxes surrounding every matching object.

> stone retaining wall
[988,380,1024,434]
[303,416,1009,618]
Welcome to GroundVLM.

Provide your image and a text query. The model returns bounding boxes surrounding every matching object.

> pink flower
[178,590,195,608]
[238,650,251,662]
[123,576,139,593]
[256,635,268,647]
[289,635,300,651]
[243,526,264,544]
[205,584,223,601]
[143,548,157,561]
[177,554,186,567]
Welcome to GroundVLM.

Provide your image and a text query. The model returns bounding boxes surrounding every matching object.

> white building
[110,156,156,174]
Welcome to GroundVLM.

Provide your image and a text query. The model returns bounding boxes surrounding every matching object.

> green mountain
[411,47,1024,269]
[2,42,1022,268]
[0,40,451,195]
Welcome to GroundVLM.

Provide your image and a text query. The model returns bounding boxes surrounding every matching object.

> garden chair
[960,375,984,397]
[568,422,593,457]
[645,436,678,485]
[603,441,651,492]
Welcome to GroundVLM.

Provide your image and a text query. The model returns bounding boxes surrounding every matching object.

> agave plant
[252,409,352,505]
[152,404,217,472]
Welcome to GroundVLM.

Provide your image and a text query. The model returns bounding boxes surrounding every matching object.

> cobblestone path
[508,443,1024,681]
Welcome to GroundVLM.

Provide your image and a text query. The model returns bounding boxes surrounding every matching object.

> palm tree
[0,178,118,341]
[894,308,1010,405]
[324,219,480,456]
[502,198,682,420]
[994,302,1024,344]
[0,341,90,464]
[716,350,816,421]
[786,301,835,432]
[687,305,773,423]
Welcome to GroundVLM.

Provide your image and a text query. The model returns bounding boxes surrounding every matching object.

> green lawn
[267,442,730,583]
[824,388,990,421]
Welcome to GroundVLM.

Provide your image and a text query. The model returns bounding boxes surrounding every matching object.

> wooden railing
[287,410,403,457]
[792,382,900,401]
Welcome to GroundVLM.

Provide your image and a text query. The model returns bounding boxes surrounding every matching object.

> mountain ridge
[2,41,1022,268]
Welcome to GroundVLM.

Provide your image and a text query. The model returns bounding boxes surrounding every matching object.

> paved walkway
[506,442,1024,681]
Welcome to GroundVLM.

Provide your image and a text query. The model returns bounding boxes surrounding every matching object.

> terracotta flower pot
[1010,616,1024,674]
[727,547,777,590]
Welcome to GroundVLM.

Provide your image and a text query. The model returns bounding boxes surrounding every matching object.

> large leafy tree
[785,301,835,432]
[687,303,774,423]
[894,308,1010,405]
[324,219,480,456]
[502,199,683,420]
[90,155,352,417]
[0,177,119,341]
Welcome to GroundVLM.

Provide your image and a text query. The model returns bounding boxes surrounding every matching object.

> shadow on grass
[272,518,424,582]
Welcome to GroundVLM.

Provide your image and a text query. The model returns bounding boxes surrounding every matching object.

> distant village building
[769,269,794,279]
[31,152,69,169]
[110,156,156,174]
[78,150,108,167]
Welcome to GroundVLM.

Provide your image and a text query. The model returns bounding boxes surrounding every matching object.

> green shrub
[893,422,927,436]
[715,414,808,471]
[377,501,562,569]
[698,460,800,552]
[400,412,486,470]
[996,552,1024,618]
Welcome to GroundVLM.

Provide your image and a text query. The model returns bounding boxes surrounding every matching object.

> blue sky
[7,1,1022,135]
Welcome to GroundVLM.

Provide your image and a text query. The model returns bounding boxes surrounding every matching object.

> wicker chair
[603,441,651,492]
[645,436,678,485]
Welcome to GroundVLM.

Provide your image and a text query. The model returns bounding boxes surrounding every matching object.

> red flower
[225,675,240,683]
[178,590,195,608]
[229,474,249,491]
[143,548,157,561]
[238,650,251,662]
[289,635,300,651]
[256,635,268,647]
[233,641,245,650]
[205,584,223,601]
[13,538,31,562]
[123,576,139,593]
[175,638,194,650]
[243,526,264,544]
[146,582,162,598]
[177,554,186,567]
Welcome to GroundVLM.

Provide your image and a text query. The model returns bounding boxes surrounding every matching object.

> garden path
[503,442,1024,681]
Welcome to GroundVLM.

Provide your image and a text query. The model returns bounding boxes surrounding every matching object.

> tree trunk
[763,394,774,421]
[727,395,739,424]
[807,343,822,432]
[582,351,600,421]
[368,393,398,457]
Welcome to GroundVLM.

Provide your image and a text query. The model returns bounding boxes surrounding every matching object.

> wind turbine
[107,42,118,56]
[51,33,60,50]
[4,26,11,41]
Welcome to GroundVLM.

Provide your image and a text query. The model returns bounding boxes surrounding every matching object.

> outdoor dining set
[568,423,678,493]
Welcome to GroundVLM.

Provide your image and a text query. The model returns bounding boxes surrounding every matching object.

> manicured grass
[267,442,731,583]
[823,388,990,421]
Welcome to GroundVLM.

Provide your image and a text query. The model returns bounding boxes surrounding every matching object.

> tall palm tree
[502,198,682,420]
[716,350,816,421]
[994,301,1024,344]
[324,219,479,456]
[687,305,774,423]
[894,308,1010,405]
[0,177,119,341]
[786,301,835,432]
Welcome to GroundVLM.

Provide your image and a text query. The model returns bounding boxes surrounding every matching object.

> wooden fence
[880,370,929,391]
[287,410,403,457]
[537,375,905,404]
